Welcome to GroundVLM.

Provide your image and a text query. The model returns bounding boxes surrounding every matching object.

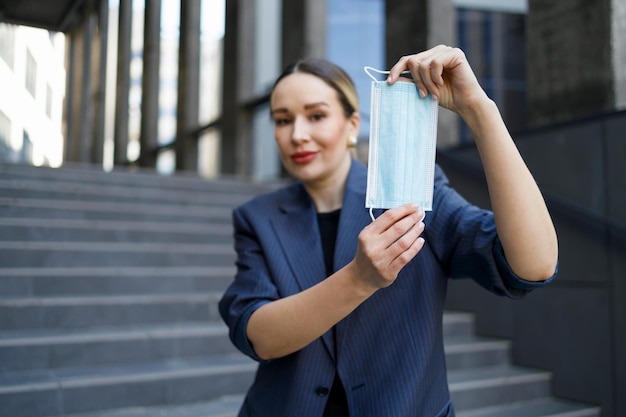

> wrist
[457,95,496,122]
[343,261,379,300]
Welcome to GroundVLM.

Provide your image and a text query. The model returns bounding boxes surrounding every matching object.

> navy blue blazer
[219,159,555,417]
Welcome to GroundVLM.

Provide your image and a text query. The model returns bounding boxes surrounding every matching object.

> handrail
[140,92,273,166]
[436,148,626,247]
[512,107,626,138]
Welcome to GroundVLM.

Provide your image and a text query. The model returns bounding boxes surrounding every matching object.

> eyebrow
[304,101,329,110]
[271,101,330,115]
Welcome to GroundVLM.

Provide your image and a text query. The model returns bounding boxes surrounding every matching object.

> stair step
[0,217,233,243]
[0,161,282,195]
[0,179,253,207]
[443,335,510,370]
[0,293,223,330]
[0,322,235,372]
[0,241,235,267]
[448,365,552,410]
[64,395,245,417]
[63,395,601,417]
[442,311,475,337]
[455,397,601,417]
[0,266,236,296]
[0,355,256,417]
[0,197,232,222]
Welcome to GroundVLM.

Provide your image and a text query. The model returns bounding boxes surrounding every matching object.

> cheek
[321,126,349,151]
[274,128,290,153]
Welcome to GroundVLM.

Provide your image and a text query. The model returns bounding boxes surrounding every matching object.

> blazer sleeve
[424,165,557,299]
[218,206,278,362]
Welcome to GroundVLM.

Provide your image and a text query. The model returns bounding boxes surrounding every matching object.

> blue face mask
[364,67,438,220]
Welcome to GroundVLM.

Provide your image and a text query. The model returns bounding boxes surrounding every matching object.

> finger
[388,44,448,83]
[387,55,411,84]
[413,61,439,99]
[387,46,447,97]
[411,47,452,99]
[369,203,422,234]
[380,210,425,250]
[389,236,426,272]
[388,217,426,267]
[390,218,425,253]
[370,203,419,230]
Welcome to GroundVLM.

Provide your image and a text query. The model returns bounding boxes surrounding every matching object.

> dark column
[616,3,626,109]
[527,0,614,126]
[78,11,95,163]
[64,9,95,165]
[113,0,132,166]
[220,0,255,177]
[234,0,255,177]
[281,0,307,66]
[220,0,239,175]
[281,0,326,66]
[385,0,428,68]
[385,0,455,67]
[175,0,201,172]
[63,28,78,162]
[139,0,161,168]
[91,0,109,165]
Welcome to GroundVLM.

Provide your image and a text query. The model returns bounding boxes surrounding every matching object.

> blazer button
[315,386,330,397]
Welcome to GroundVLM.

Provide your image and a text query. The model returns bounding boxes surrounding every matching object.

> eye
[311,113,326,121]
[274,117,291,126]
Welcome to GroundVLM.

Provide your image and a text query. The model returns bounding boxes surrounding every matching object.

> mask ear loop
[369,207,376,222]
[364,66,411,82]
[364,66,388,82]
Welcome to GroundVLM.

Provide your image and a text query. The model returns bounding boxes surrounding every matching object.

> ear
[348,111,360,137]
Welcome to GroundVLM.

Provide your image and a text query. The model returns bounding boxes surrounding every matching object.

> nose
[291,116,310,144]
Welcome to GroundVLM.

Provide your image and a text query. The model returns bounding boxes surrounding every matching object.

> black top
[317,209,350,417]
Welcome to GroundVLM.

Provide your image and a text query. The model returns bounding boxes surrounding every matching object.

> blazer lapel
[270,185,326,292]
[270,184,336,359]
[335,160,371,272]
[334,161,375,359]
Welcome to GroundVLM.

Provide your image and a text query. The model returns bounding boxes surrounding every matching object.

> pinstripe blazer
[219,159,555,417]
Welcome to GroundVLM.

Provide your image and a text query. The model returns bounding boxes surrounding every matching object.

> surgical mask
[364,67,438,220]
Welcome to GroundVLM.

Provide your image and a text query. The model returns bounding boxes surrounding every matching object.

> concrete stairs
[0,162,600,417]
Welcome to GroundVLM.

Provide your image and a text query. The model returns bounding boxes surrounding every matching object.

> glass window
[26,50,38,98]
[326,0,385,141]
[0,23,16,69]
[457,8,527,143]
[0,110,11,161]
[46,85,54,118]
[22,130,33,163]
[0,110,10,145]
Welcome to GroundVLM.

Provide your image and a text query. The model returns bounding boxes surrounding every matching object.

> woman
[219,45,558,417]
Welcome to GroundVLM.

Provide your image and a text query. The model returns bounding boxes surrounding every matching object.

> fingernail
[420,89,428,98]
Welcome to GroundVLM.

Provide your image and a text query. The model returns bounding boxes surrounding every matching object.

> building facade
[0,23,66,167]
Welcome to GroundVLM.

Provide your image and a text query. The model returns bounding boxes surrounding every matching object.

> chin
[287,164,320,182]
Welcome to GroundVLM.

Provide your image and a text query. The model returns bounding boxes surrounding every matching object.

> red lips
[291,151,319,164]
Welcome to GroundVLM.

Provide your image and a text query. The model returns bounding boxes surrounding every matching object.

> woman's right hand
[350,204,426,293]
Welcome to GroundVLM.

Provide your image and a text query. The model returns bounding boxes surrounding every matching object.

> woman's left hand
[386,45,489,116]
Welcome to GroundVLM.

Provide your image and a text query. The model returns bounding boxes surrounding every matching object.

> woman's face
[270,72,359,186]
